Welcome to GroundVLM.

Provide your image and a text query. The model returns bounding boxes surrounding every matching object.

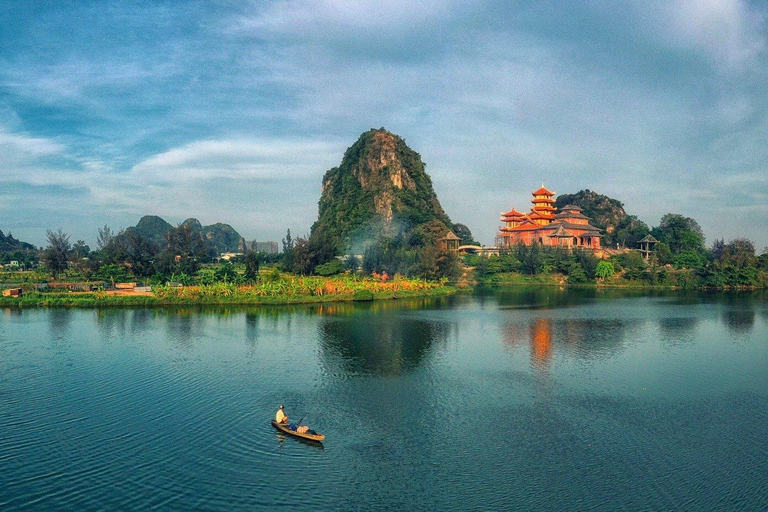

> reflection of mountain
[319,314,448,376]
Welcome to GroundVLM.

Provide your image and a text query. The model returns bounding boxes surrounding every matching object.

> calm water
[1,288,767,511]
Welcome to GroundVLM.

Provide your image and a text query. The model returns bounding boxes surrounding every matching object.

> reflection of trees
[48,309,72,340]
[722,310,755,334]
[319,314,448,376]
[658,317,700,345]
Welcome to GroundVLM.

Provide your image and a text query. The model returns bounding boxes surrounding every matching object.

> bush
[314,259,345,276]
[352,289,374,301]
[595,261,615,280]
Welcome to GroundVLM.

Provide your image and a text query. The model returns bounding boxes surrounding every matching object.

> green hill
[555,190,649,249]
[124,216,245,253]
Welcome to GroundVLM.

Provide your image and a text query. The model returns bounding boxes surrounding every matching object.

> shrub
[352,289,374,301]
[314,259,345,276]
[595,260,615,280]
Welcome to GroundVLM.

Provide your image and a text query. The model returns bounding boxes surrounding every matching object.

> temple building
[497,186,602,249]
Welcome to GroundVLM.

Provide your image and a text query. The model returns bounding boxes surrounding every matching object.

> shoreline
[0,286,457,309]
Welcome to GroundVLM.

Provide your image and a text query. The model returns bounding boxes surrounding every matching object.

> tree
[244,251,260,282]
[595,260,615,280]
[123,232,157,277]
[652,214,705,254]
[43,228,71,279]
[290,238,313,275]
[97,225,115,251]
[157,224,209,275]
[72,240,90,259]
[652,242,672,265]
[281,229,294,271]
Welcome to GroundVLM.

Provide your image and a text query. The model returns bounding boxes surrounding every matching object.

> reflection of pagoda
[531,318,553,368]
[497,185,602,250]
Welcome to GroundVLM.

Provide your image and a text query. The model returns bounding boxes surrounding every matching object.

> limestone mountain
[201,223,247,254]
[0,230,36,252]
[124,215,246,253]
[310,128,454,254]
[555,190,649,248]
[124,215,173,247]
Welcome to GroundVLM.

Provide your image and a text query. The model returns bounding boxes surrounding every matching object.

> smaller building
[439,231,461,252]
[638,234,660,260]
[2,288,23,297]
[252,241,279,254]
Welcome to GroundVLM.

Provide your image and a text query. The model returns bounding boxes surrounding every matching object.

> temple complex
[497,186,602,250]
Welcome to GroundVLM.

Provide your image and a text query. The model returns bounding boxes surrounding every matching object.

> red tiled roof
[532,186,555,196]
[501,207,526,218]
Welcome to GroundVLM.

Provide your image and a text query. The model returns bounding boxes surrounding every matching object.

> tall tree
[244,250,260,282]
[124,232,158,277]
[281,229,294,271]
[43,228,71,279]
[72,240,90,259]
[652,214,705,254]
[157,224,209,275]
[97,225,114,251]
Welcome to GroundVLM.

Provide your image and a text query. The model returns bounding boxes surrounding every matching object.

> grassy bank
[0,275,455,308]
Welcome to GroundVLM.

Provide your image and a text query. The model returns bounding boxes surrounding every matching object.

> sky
[1,0,767,249]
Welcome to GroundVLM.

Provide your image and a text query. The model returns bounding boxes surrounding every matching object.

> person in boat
[276,404,288,424]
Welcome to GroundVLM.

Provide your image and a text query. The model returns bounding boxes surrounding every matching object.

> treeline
[280,226,460,281]
[474,213,768,288]
[36,225,280,284]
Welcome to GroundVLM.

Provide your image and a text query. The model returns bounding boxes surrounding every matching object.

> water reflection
[48,309,72,341]
[722,310,756,334]
[658,317,700,345]
[319,313,449,376]
[531,319,553,369]
[503,316,635,369]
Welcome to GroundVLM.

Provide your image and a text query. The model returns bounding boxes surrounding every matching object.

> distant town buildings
[251,241,278,254]
[497,185,602,250]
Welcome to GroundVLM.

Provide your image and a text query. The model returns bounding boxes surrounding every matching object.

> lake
[1,288,767,510]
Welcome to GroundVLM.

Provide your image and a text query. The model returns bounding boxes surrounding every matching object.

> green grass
[0,284,455,308]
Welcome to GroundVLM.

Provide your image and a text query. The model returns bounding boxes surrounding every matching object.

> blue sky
[1,0,767,249]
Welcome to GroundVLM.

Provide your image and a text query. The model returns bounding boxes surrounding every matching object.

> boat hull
[271,420,325,442]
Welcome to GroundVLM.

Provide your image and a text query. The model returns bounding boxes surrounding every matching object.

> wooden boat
[271,420,325,442]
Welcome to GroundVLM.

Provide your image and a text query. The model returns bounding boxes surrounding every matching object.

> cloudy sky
[1,0,767,249]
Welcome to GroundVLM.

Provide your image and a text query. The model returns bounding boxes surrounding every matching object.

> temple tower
[530,185,556,225]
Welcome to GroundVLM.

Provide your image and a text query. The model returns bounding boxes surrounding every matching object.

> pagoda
[497,185,602,250]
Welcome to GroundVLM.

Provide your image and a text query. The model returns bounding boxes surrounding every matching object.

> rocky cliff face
[311,128,453,252]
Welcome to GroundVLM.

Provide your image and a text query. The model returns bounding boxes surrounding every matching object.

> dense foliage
[309,128,459,264]
[555,189,649,249]
[0,229,37,267]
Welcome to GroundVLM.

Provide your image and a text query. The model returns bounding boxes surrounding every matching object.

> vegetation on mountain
[555,190,649,249]
[311,128,453,254]
[0,229,37,267]
[124,215,173,247]
[296,128,464,279]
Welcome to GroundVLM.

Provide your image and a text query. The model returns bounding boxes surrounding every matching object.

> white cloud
[649,0,766,67]
[0,128,65,157]
[129,138,344,183]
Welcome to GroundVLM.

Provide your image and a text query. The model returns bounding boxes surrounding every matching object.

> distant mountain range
[125,215,247,253]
